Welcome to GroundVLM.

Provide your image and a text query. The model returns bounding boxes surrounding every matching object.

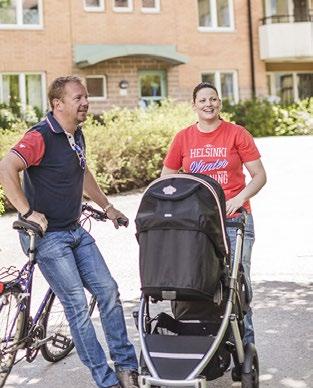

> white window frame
[197,0,235,32]
[112,0,133,13]
[0,0,43,30]
[141,0,160,13]
[85,75,107,101]
[0,72,47,112]
[84,0,105,12]
[201,70,239,102]
[267,71,313,102]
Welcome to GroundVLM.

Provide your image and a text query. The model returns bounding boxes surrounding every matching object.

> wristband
[22,208,33,219]
[103,203,113,214]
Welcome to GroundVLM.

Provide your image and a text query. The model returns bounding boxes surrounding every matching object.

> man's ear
[52,98,63,111]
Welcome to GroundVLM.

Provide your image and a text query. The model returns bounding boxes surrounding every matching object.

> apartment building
[0,0,312,114]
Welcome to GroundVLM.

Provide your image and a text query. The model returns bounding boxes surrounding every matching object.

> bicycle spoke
[0,291,25,387]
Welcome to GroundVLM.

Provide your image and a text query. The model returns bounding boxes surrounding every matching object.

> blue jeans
[226,214,255,345]
[20,226,138,388]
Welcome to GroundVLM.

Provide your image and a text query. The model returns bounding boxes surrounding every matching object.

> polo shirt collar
[45,111,82,134]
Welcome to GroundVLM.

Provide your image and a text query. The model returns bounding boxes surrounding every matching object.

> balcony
[259,14,313,61]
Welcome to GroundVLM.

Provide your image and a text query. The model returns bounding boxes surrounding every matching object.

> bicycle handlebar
[81,203,128,227]
[12,204,128,237]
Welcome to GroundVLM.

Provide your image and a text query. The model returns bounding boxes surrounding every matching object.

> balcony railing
[261,11,313,24]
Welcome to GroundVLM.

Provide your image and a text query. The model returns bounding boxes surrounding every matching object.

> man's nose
[82,97,89,106]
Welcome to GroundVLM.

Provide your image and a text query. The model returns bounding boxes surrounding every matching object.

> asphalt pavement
[0,136,313,388]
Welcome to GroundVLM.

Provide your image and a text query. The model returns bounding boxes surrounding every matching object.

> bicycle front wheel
[0,289,25,388]
[41,292,96,362]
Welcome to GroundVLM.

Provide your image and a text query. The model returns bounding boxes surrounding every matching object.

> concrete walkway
[1,136,313,387]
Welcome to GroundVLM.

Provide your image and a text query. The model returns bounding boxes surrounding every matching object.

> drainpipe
[247,0,256,98]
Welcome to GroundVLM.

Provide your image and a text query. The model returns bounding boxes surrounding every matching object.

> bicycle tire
[0,289,26,388]
[41,292,96,362]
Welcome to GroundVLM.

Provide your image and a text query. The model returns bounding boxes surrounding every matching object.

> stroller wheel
[241,343,259,388]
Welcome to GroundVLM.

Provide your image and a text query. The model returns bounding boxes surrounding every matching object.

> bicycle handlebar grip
[117,218,129,227]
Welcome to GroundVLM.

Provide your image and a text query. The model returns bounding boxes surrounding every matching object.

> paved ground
[1,136,313,387]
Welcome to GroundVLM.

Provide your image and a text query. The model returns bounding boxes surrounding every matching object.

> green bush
[223,98,276,137]
[0,98,312,213]
[0,187,4,215]
[0,101,42,130]
[223,97,313,137]
[84,100,198,193]
[273,98,313,136]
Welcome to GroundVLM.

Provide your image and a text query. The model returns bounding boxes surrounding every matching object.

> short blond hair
[48,76,83,109]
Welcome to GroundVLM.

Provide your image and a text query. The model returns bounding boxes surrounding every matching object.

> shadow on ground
[5,281,313,388]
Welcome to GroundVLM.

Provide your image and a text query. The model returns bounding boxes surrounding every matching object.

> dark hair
[48,76,83,109]
[192,82,219,103]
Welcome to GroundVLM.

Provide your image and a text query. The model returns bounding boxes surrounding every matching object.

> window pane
[275,73,293,103]
[298,73,313,100]
[2,75,19,105]
[25,74,42,109]
[270,0,289,15]
[114,0,129,7]
[202,73,215,85]
[86,77,104,97]
[217,0,230,27]
[220,73,234,100]
[198,0,212,27]
[0,0,17,24]
[22,0,39,24]
[266,74,272,95]
[85,0,101,6]
[140,74,162,98]
[142,0,155,7]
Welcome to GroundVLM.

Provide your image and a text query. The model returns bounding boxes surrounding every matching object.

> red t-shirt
[164,121,261,213]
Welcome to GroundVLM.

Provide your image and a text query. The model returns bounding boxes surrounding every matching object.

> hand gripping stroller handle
[225,207,248,230]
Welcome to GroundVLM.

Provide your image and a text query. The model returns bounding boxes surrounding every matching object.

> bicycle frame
[1,231,54,358]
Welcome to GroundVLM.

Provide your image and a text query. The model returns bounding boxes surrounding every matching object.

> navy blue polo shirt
[12,112,86,231]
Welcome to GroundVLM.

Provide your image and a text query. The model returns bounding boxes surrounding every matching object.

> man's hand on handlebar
[105,206,129,229]
[25,211,48,233]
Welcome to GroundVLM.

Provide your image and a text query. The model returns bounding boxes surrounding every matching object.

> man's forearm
[83,167,110,209]
[0,162,29,215]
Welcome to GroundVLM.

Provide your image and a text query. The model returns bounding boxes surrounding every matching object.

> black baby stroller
[134,173,259,388]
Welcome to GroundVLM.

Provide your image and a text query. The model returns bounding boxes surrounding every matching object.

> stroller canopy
[135,173,230,301]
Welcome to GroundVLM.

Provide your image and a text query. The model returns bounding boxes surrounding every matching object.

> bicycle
[0,203,116,387]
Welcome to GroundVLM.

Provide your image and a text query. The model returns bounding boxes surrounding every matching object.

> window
[298,73,313,100]
[267,72,313,102]
[141,0,160,13]
[113,0,133,12]
[86,76,107,100]
[138,70,167,105]
[264,0,293,23]
[202,71,238,102]
[198,0,234,30]
[0,0,42,28]
[0,73,46,111]
[84,0,105,12]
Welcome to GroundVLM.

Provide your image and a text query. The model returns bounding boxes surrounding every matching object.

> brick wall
[1,0,310,111]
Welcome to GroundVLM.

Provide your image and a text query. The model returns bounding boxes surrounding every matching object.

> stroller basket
[135,173,230,301]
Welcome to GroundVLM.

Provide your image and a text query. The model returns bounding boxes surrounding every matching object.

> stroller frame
[136,174,258,388]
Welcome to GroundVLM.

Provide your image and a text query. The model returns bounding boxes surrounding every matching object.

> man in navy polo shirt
[0,76,138,388]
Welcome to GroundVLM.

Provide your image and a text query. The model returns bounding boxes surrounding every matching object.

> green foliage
[272,98,313,136]
[0,98,312,212]
[223,97,313,137]
[84,100,197,193]
[222,98,276,137]
[0,101,41,130]
[0,187,4,215]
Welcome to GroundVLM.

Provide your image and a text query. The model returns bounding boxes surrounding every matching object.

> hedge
[0,98,312,212]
